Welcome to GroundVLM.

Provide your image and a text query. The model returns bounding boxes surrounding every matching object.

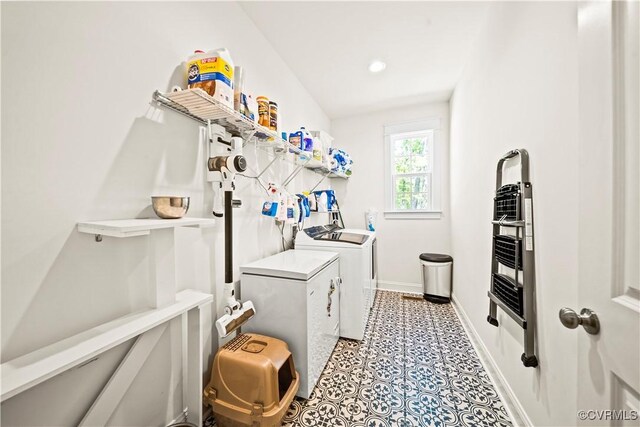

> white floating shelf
[0,289,213,402]
[77,217,216,238]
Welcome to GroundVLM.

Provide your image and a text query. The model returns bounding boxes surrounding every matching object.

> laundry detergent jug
[187,48,234,109]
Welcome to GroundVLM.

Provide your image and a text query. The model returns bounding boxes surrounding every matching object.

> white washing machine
[295,225,377,341]
[240,249,340,399]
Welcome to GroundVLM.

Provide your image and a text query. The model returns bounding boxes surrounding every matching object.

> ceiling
[240,1,490,119]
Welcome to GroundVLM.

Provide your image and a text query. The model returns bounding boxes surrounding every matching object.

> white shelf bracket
[256,155,280,180]
[242,128,258,147]
[283,156,313,188]
[310,170,332,192]
[148,228,176,308]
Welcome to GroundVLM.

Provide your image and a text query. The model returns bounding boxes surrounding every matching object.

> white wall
[1,2,329,425]
[331,103,450,290]
[449,2,579,426]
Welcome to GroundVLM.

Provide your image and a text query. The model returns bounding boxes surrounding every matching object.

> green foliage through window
[391,131,433,210]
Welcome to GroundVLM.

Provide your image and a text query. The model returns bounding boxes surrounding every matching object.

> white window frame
[384,118,442,219]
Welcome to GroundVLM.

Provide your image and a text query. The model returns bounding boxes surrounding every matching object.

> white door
[575,1,640,425]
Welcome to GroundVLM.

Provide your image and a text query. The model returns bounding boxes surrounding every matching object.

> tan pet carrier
[203,333,299,427]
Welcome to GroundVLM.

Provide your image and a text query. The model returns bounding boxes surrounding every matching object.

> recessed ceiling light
[368,60,386,73]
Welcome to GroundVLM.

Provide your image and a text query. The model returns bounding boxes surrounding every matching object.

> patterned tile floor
[205,291,513,427]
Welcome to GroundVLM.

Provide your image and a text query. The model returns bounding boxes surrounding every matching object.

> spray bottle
[286,196,296,225]
[292,197,301,228]
[276,192,288,222]
[312,136,323,161]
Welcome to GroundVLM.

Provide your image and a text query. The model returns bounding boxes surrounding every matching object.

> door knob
[559,307,600,335]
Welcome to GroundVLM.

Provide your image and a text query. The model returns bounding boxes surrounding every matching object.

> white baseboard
[377,280,422,294]
[451,295,532,427]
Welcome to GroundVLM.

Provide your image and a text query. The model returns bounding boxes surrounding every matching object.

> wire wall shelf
[152,89,349,186]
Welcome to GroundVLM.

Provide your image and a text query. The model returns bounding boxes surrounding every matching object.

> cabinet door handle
[327,279,336,316]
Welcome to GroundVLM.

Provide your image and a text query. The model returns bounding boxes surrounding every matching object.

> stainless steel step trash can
[419,253,453,303]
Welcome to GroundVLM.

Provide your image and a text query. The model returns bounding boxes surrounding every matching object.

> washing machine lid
[341,228,376,239]
[240,249,339,281]
[315,231,369,245]
[302,224,342,239]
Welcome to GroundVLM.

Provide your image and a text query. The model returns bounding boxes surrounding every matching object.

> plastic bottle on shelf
[286,196,296,224]
[323,145,332,169]
[276,193,287,222]
[269,101,278,131]
[292,197,301,225]
[288,128,303,159]
[312,137,323,162]
[246,94,258,123]
[233,67,253,121]
[302,127,313,153]
[186,48,234,109]
[289,129,302,148]
[233,66,245,114]
[305,191,317,212]
[316,191,328,212]
[257,96,270,127]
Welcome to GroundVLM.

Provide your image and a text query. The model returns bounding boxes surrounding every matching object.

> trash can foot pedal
[402,294,424,301]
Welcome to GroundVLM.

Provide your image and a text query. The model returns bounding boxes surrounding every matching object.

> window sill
[383,210,442,220]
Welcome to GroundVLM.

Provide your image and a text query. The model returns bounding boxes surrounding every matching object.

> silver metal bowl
[151,196,190,219]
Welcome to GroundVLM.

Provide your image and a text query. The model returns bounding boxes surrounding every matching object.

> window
[384,119,442,219]
[391,130,433,210]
